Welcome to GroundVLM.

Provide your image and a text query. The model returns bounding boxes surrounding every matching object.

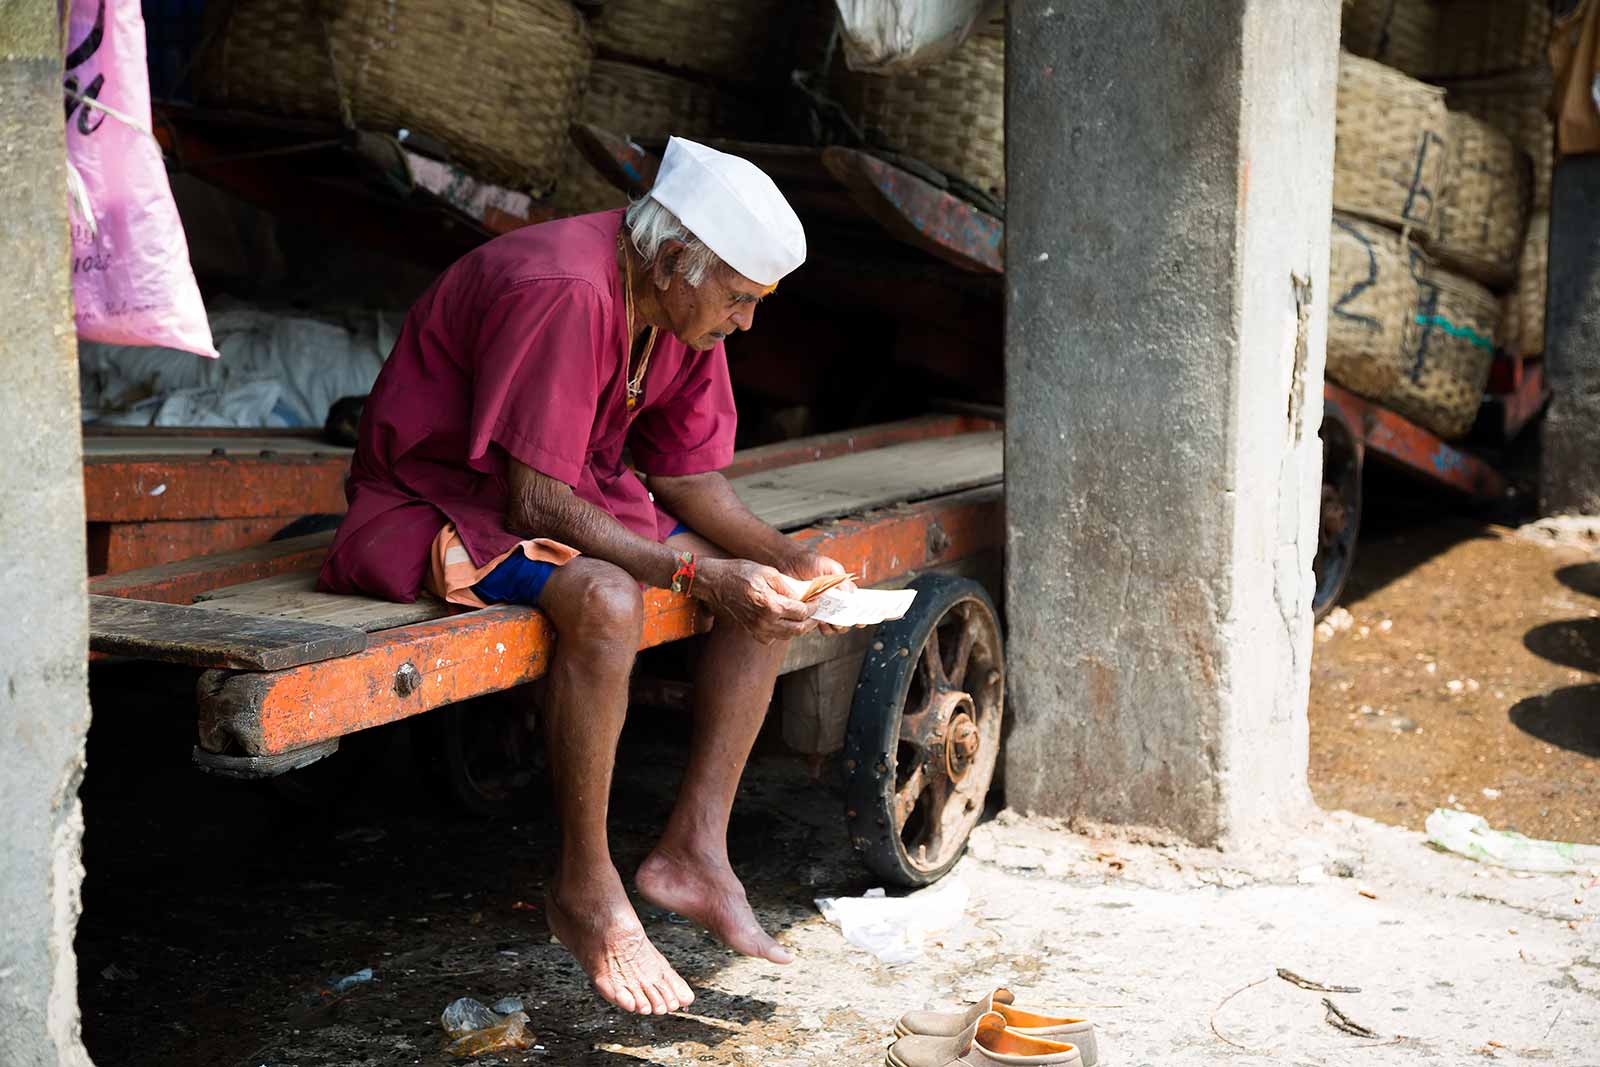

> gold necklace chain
[618,231,659,411]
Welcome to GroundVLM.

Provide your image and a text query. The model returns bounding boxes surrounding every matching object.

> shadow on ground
[76,660,874,1066]
[1508,684,1600,758]
[1522,618,1600,674]
[1556,561,1600,599]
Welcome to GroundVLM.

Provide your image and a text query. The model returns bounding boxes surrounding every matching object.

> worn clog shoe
[886,1011,1082,1067]
[896,988,1098,1067]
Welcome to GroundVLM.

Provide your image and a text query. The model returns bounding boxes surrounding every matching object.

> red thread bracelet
[670,551,696,595]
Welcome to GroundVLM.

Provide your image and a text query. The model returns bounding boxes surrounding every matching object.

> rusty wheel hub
[944,708,980,782]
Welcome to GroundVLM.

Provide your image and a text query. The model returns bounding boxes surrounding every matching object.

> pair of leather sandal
[886,988,1099,1067]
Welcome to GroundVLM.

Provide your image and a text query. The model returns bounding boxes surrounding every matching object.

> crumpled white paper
[815,878,969,964]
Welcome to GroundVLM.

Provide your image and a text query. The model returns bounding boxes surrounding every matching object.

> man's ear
[653,239,685,289]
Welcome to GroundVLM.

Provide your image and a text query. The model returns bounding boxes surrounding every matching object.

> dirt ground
[1309,499,1600,846]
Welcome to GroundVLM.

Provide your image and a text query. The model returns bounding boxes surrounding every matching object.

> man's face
[658,259,768,352]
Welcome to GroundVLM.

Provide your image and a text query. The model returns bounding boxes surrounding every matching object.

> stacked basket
[835,26,1006,201]
[196,0,592,194]
[1335,0,1554,436]
[550,0,781,215]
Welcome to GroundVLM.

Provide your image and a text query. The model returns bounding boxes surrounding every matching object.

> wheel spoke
[945,612,981,691]
[898,706,938,752]
[920,634,947,692]
[919,774,952,862]
[893,760,929,829]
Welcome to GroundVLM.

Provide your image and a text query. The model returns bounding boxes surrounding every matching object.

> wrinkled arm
[506,459,678,587]
[647,470,801,570]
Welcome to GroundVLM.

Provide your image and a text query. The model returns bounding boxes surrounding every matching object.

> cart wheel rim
[890,597,1004,876]
[1314,412,1362,618]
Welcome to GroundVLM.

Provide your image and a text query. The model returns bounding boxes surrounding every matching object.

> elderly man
[318,138,850,1015]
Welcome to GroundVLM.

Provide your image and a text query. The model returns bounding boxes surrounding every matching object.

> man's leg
[536,558,695,1014]
[635,531,795,964]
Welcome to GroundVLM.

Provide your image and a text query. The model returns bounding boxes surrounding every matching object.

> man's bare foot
[545,868,694,1015]
[635,846,794,964]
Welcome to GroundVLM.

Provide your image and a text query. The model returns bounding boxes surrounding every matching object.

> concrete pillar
[1003,1,1337,844]
[1541,154,1600,516]
[0,2,95,1063]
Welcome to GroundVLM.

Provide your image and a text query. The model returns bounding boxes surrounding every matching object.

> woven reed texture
[1387,259,1500,440]
[1334,53,1450,238]
[1425,111,1529,288]
[839,30,1005,198]
[587,0,787,83]
[1503,209,1549,357]
[1343,0,1551,79]
[552,60,755,215]
[1452,86,1555,209]
[1427,0,1553,79]
[1342,0,1439,76]
[1328,214,1421,401]
[197,0,591,193]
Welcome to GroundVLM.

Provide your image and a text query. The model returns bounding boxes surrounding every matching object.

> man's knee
[555,564,644,650]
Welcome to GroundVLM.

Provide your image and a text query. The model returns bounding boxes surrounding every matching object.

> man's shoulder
[473,210,622,299]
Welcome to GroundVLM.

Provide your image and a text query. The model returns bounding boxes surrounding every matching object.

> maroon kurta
[318,209,738,602]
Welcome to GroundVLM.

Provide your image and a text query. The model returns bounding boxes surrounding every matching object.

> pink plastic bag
[64,0,216,357]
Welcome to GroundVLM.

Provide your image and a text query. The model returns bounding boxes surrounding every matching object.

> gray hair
[623,196,725,288]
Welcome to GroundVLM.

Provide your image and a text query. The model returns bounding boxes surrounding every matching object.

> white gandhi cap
[647,136,806,287]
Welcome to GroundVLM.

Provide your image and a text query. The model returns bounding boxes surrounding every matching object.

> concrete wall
[0,1,94,1063]
[1003,0,1337,844]
[1541,154,1600,516]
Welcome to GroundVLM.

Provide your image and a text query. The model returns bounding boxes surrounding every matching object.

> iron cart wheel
[1314,409,1363,621]
[413,692,543,818]
[844,575,1005,886]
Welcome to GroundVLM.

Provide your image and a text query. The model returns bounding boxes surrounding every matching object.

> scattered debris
[1322,997,1379,1039]
[1276,968,1360,994]
[1482,788,1502,800]
[329,968,373,995]
[509,900,539,912]
[1357,887,1378,900]
[490,996,524,1015]
[814,878,968,964]
[99,963,138,982]
[440,996,533,1058]
[1426,809,1600,874]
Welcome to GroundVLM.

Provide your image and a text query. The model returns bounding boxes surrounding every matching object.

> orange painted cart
[89,416,1005,886]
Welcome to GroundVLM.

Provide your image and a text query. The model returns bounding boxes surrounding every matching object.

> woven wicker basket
[197,0,591,193]
[1428,0,1553,79]
[1425,111,1529,288]
[1343,0,1551,79]
[839,29,1005,199]
[1334,53,1449,239]
[1452,85,1555,209]
[1341,0,1439,76]
[552,60,756,215]
[587,0,786,83]
[1387,258,1499,440]
[1328,214,1421,401]
[1502,209,1549,357]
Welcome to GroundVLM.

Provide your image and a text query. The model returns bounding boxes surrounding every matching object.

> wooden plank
[89,594,367,670]
[729,431,1002,530]
[193,572,451,632]
[82,435,346,458]
[721,414,997,479]
[89,532,336,606]
[89,515,305,576]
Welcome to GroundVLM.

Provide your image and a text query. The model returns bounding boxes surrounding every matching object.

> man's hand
[777,551,858,636]
[694,558,817,644]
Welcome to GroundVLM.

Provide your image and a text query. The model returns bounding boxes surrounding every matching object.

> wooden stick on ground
[1322,998,1380,1039]
[1277,968,1361,993]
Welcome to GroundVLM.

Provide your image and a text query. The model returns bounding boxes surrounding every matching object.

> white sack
[834,0,1000,74]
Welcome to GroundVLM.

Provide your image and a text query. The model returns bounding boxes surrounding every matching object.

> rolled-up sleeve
[629,345,738,476]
